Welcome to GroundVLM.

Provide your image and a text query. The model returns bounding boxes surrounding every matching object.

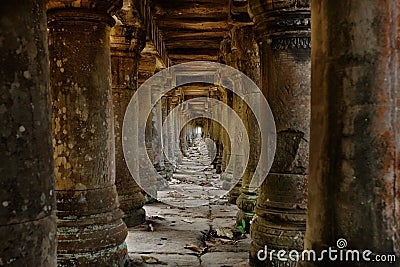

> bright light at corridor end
[122,61,276,207]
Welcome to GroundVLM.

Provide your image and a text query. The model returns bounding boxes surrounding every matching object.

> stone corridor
[2,0,400,267]
[127,137,250,266]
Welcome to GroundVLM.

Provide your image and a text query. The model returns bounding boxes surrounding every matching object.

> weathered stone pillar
[110,4,146,227]
[162,96,174,180]
[224,25,261,225]
[215,142,224,174]
[180,106,190,157]
[166,94,179,172]
[151,77,167,186]
[220,35,241,203]
[210,90,224,173]
[173,90,183,166]
[138,68,158,198]
[220,88,232,190]
[249,0,311,266]
[303,1,400,266]
[237,94,261,230]
[47,1,128,265]
[0,1,57,266]
[220,24,261,211]
[228,92,245,204]
[209,90,217,168]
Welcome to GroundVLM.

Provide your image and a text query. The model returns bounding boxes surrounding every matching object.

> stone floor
[126,138,250,266]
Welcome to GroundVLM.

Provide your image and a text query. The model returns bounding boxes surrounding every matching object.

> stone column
[248,0,311,266]
[220,88,233,190]
[173,90,183,166]
[210,90,223,173]
[206,91,217,166]
[162,95,173,180]
[237,92,261,230]
[221,25,261,211]
[303,1,400,266]
[180,105,190,157]
[47,1,128,265]
[0,1,56,266]
[138,69,158,197]
[215,141,224,174]
[231,25,261,231]
[228,92,245,204]
[151,77,167,186]
[168,95,178,171]
[110,5,146,227]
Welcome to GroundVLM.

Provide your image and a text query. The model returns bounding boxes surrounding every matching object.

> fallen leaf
[168,191,183,198]
[148,215,165,220]
[205,239,221,247]
[199,181,212,186]
[182,219,195,224]
[141,255,159,264]
[184,244,204,253]
[219,238,235,244]
[216,227,234,239]
[148,223,154,232]
[220,209,231,212]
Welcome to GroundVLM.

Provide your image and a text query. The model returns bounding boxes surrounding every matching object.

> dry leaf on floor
[205,239,221,247]
[168,191,183,198]
[182,219,194,224]
[219,209,231,212]
[141,255,159,264]
[148,215,165,220]
[216,227,234,239]
[184,244,204,253]
[219,238,235,244]
[148,223,154,232]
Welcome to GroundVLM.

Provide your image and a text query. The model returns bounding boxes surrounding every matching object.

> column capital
[47,0,122,26]
[110,24,145,54]
[249,0,310,48]
[229,0,253,24]
[111,2,146,54]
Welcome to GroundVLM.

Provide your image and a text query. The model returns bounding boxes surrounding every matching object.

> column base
[122,208,146,227]
[236,210,254,231]
[164,162,174,180]
[118,186,146,227]
[250,209,305,267]
[236,192,257,230]
[227,188,240,204]
[58,242,128,267]
[56,187,128,267]
[155,166,170,191]
[227,179,242,204]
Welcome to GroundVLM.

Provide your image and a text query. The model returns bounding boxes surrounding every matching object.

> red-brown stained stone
[0,1,57,266]
[47,2,128,266]
[249,0,311,266]
[302,1,400,266]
